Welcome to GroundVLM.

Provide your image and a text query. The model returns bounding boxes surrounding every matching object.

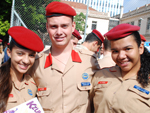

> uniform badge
[134,85,150,94]
[38,87,47,91]
[28,89,33,96]
[81,82,91,86]
[9,94,14,97]
[98,81,108,84]
[82,73,89,80]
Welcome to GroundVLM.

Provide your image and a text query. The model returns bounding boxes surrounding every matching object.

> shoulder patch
[109,67,117,72]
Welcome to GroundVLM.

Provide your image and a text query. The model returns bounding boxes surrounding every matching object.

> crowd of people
[0,1,150,113]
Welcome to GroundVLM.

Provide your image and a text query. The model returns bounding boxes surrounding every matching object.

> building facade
[65,0,124,17]
[61,0,110,43]
[119,4,150,41]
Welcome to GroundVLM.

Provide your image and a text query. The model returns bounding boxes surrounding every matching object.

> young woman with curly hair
[91,24,150,113]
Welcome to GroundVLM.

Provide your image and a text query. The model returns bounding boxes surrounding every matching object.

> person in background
[0,26,44,112]
[3,43,10,63]
[71,29,82,47]
[140,34,146,43]
[0,39,4,65]
[28,1,100,113]
[90,24,150,113]
[76,29,104,54]
[98,38,115,68]
[99,43,104,59]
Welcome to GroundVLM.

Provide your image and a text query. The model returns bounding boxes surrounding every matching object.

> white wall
[87,17,109,35]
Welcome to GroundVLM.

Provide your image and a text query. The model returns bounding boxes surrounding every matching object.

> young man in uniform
[98,39,116,68]
[76,29,104,54]
[28,1,100,113]
[71,29,82,47]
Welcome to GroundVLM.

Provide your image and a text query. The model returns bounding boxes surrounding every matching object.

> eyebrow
[111,45,133,50]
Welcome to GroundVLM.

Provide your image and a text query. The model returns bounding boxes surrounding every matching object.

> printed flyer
[4,97,44,113]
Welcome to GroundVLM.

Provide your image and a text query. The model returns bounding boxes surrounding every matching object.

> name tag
[38,87,47,91]
[81,82,91,86]
[98,81,108,84]
[134,85,150,95]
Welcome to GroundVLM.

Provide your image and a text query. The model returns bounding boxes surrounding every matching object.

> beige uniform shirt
[29,48,100,113]
[91,66,150,113]
[6,74,37,110]
[76,45,89,51]
[98,53,116,69]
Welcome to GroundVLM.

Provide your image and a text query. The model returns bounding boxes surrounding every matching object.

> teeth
[121,62,127,64]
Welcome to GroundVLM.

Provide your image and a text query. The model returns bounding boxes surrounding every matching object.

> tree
[0,0,12,42]
[15,0,60,33]
[74,12,87,34]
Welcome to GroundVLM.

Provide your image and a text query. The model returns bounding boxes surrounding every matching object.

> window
[92,21,97,30]
[131,21,134,25]
[138,20,141,27]
[147,18,150,30]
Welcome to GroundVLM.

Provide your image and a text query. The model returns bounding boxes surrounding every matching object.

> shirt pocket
[128,86,150,107]
[8,95,17,103]
[37,87,53,111]
[77,83,92,106]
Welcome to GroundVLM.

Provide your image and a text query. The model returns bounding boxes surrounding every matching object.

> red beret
[0,39,2,42]
[105,24,140,40]
[8,26,44,52]
[72,29,82,40]
[140,34,146,42]
[92,29,104,43]
[46,1,76,17]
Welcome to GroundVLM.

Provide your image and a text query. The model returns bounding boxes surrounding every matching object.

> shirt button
[109,106,112,110]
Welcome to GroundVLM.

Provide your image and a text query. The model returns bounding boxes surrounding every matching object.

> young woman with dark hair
[91,24,150,113]
[0,26,44,112]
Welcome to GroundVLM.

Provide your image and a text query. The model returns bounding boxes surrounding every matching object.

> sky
[123,0,150,13]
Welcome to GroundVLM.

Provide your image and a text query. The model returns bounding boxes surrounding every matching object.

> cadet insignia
[98,81,108,84]
[38,87,47,91]
[9,94,14,97]
[134,85,150,95]
[82,73,89,80]
[81,82,91,86]
[28,89,33,96]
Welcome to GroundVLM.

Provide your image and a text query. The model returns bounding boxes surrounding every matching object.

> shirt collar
[44,50,82,68]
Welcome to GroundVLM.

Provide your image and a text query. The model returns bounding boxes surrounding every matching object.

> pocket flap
[37,87,51,96]
[77,82,92,91]
[128,85,150,99]
[8,94,17,103]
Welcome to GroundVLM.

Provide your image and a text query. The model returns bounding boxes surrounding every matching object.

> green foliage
[0,0,12,38]
[74,12,86,33]
[15,0,60,33]
[0,20,10,36]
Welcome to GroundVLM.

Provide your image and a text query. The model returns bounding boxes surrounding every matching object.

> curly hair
[132,31,150,88]
[137,47,150,88]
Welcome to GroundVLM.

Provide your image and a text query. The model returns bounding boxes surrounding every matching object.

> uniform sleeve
[90,70,104,112]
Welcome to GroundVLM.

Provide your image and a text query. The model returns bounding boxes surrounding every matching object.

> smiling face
[111,34,144,75]
[7,45,36,76]
[46,16,75,48]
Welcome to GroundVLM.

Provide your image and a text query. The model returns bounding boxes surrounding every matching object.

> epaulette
[35,48,50,59]
[109,66,117,72]
[75,48,97,58]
